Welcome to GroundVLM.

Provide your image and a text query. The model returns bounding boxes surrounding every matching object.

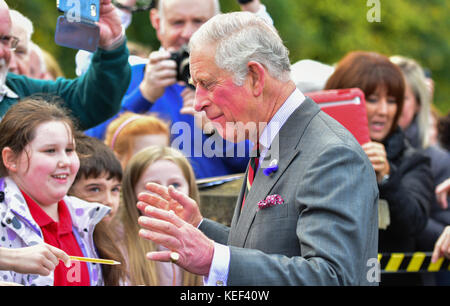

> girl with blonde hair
[118,146,202,286]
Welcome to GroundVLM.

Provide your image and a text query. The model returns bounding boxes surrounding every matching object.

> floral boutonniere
[263,159,278,177]
[257,194,285,210]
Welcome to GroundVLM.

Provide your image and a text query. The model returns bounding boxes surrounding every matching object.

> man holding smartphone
[0,0,131,130]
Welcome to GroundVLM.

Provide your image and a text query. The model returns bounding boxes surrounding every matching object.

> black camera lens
[170,45,194,89]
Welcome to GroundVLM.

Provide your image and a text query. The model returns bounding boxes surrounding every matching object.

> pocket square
[257,194,284,210]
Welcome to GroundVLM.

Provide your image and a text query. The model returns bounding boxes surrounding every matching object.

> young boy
[69,133,123,223]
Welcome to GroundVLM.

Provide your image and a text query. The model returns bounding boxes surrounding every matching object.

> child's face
[70,173,121,223]
[13,121,79,207]
[134,159,189,198]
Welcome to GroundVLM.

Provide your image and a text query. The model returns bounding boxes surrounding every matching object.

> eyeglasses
[0,35,20,51]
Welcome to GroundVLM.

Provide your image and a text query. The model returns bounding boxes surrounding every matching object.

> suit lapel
[229,164,249,230]
[228,97,321,247]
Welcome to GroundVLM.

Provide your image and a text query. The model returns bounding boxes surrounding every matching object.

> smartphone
[55,16,100,52]
[57,0,100,23]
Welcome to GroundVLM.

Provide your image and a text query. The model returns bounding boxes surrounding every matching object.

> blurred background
[7,0,450,113]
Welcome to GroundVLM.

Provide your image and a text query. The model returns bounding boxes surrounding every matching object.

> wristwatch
[237,0,254,4]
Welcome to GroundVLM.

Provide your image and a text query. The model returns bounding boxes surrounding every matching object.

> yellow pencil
[69,256,121,265]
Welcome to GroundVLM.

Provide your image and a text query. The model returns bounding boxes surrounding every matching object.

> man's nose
[0,44,11,67]
[7,51,17,72]
[194,88,209,112]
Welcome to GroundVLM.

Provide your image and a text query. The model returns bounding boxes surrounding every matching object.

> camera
[170,45,194,89]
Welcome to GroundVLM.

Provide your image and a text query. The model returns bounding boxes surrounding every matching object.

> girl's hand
[0,243,71,276]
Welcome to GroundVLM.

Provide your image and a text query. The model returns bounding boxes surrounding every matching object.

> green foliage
[8,0,450,113]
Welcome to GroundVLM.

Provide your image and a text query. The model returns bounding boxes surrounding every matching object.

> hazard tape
[378,252,450,273]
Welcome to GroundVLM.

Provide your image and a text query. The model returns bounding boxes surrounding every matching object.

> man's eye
[201,82,214,90]
[172,20,185,26]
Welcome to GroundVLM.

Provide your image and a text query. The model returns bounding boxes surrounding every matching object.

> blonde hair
[120,146,202,286]
[390,55,431,148]
[41,48,64,79]
[104,112,170,167]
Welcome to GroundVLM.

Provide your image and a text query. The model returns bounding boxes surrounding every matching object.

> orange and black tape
[378,252,450,273]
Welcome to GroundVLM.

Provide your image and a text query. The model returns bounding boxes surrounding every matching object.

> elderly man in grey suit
[137,12,379,285]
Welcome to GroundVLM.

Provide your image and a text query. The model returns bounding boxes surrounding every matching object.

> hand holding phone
[55,0,123,52]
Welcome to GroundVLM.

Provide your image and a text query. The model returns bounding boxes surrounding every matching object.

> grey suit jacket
[200,97,379,285]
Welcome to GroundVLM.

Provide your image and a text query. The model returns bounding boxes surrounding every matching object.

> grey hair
[390,55,431,148]
[9,10,34,41]
[189,12,291,86]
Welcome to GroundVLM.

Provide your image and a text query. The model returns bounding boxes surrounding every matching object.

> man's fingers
[138,228,181,250]
[138,192,170,211]
[146,251,172,263]
[153,66,177,80]
[142,206,185,228]
[179,106,195,115]
[168,185,196,211]
[137,201,149,213]
[139,215,179,236]
[144,183,171,202]
[148,50,172,63]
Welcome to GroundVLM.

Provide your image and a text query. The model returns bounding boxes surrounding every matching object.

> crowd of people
[0,0,449,286]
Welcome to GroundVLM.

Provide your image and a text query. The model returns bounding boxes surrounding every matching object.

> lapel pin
[263,159,278,176]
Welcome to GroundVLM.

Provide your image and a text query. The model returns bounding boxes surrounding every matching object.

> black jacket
[378,128,433,253]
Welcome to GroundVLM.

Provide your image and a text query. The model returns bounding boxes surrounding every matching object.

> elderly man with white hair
[7,9,33,76]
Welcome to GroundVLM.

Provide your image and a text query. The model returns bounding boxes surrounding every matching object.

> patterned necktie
[241,147,260,210]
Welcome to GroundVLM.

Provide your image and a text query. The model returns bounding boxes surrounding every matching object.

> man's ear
[247,61,265,97]
[150,8,160,31]
[150,8,164,42]
[2,147,18,173]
